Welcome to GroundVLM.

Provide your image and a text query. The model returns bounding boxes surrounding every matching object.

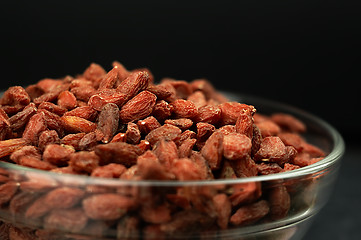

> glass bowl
[0,92,345,240]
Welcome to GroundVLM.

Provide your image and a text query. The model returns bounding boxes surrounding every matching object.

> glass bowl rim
[0,93,345,187]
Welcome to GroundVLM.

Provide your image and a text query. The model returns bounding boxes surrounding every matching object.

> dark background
[0,1,360,239]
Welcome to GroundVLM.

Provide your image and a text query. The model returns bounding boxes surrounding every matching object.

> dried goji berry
[200,131,224,170]
[190,79,225,101]
[57,91,77,110]
[216,125,236,135]
[0,86,31,106]
[137,116,161,135]
[0,109,10,141]
[235,112,254,139]
[254,136,287,164]
[152,100,173,122]
[22,113,47,146]
[69,151,100,174]
[190,151,214,180]
[302,142,326,158]
[213,194,232,229]
[71,85,97,102]
[119,91,157,123]
[223,133,252,160]
[137,140,151,153]
[19,156,56,170]
[33,92,59,105]
[153,139,179,168]
[162,79,193,99]
[78,131,98,151]
[94,142,142,167]
[88,89,127,111]
[171,158,201,180]
[278,132,304,152]
[9,191,39,216]
[219,102,255,125]
[267,186,290,220]
[140,203,172,224]
[38,130,60,152]
[256,120,281,137]
[63,106,98,121]
[43,187,85,209]
[44,208,88,232]
[38,109,64,137]
[82,193,136,220]
[137,151,174,180]
[164,118,193,131]
[98,66,121,90]
[271,113,306,133]
[82,63,106,87]
[146,84,173,100]
[97,103,119,143]
[43,144,75,166]
[25,195,52,219]
[60,115,97,133]
[69,78,93,89]
[229,182,262,206]
[196,122,216,144]
[160,210,214,234]
[257,162,283,175]
[10,145,41,163]
[170,99,198,119]
[178,138,197,158]
[283,162,301,172]
[9,103,37,132]
[61,133,86,151]
[0,181,18,206]
[230,200,270,226]
[116,71,151,101]
[175,129,197,146]
[91,163,127,178]
[194,105,221,125]
[36,79,63,93]
[0,138,28,158]
[25,84,44,101]
[187,90,207,109]
[110,132,127,143]
[251,124,263,157]
[125,122,141,145]
[38,102,67,116]
[145,124,181,146]
[231,155,258,178]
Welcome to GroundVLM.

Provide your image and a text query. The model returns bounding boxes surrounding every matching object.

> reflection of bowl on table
[0,92,344,240]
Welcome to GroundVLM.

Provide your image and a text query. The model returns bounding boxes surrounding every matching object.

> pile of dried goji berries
[0,62,326,237]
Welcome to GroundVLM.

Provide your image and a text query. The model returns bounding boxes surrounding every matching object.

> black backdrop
[1,0,360,143]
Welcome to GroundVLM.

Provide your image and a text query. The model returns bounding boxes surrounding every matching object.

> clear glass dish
[0,92,345,240]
